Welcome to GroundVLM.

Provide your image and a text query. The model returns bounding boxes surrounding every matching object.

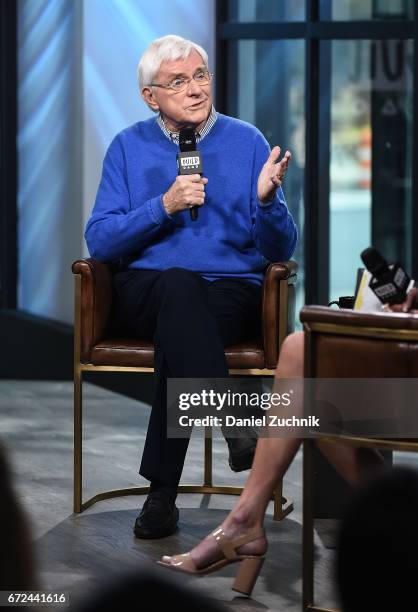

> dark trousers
[112,267,261,487]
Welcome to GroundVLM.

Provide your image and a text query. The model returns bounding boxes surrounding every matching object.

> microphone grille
[361,247,388,276]
[179,127,196,151]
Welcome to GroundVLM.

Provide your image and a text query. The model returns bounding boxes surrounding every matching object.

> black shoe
[226,436,257,472]
[133,491,179,539]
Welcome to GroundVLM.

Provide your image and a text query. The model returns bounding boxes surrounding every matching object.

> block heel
[233,556,265,596]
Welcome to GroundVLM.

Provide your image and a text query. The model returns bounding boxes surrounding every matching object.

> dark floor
[1,380,345,611]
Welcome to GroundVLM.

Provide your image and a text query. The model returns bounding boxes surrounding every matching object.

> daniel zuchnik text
[178,414,320,427]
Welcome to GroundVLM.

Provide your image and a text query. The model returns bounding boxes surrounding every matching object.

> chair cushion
[89,338,266,370]
[225,342,265,369]
[90,339,155,368]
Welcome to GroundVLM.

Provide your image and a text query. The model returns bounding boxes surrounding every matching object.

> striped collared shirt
[157,105,217,144]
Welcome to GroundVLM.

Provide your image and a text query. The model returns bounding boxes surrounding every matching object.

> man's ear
[141,86,159,112]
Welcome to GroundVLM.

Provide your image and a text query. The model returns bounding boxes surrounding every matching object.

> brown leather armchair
[72,258,298,515]
[300,305,418,612]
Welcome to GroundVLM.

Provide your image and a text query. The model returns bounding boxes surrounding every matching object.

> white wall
[18,0,83,324]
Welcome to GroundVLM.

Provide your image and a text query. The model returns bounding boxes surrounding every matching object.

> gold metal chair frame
[302,320,418,612]
[73,272,295,520]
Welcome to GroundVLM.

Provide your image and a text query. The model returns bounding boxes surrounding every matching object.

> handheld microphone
[360,247,410,304]
[178,128,203,221]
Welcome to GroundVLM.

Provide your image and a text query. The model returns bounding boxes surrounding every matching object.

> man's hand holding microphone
[162,174,208,216]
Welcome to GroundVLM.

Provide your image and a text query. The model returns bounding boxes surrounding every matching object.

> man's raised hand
[257,146,291,204]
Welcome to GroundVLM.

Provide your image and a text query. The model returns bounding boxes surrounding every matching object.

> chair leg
[303,439,315,610]
[273,479,294,521]
[204,426,213,487]
[74,368,83,513]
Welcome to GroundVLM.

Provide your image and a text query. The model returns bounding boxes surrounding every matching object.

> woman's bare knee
[275,332,304,378]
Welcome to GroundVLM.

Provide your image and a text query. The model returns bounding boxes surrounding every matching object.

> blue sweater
[85,113,297,285]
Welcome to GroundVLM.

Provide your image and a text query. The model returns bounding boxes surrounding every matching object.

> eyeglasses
[151,69,213,93]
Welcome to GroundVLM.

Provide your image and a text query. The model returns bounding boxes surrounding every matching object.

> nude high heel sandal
[157,526,265,596]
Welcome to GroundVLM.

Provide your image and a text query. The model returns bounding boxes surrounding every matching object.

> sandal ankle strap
[211,526,264,560]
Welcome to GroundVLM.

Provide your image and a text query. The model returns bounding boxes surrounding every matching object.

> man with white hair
[85,35,297,539]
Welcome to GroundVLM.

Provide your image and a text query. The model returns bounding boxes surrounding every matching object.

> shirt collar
[157,106,217,144]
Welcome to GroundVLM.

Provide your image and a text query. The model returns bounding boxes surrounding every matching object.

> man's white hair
[137,34,209,90]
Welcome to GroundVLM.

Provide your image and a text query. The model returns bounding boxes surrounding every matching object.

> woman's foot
[161,513,267,569]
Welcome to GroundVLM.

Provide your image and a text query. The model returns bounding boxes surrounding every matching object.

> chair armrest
[72,258,113,363]
[262,261,298,369]
[300,305,418,334]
